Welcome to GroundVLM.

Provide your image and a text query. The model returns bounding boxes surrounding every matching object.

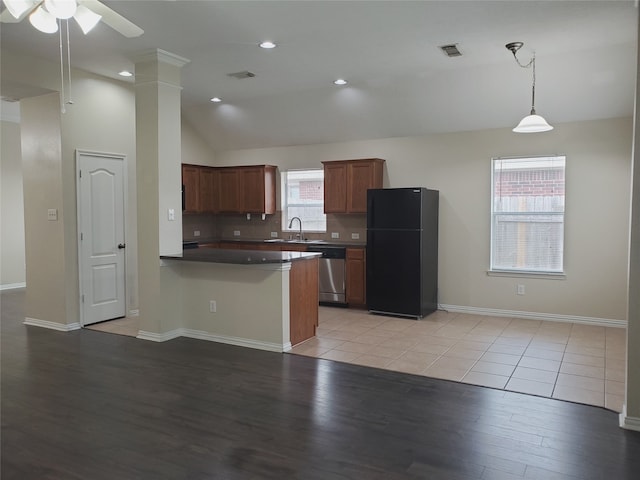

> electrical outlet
[331,232,339,239]
[517,284,525,295]
[194,230,201,237]
[351,233,360,240]
[233,230,241,237]
[271,231,278,238]
[47,208,58,221]
[168,208,175,221]
[209,300,217,313]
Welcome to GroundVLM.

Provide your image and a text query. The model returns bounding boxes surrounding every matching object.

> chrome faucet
[288,216,303,240]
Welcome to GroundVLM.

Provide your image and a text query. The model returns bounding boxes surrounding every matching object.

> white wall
[216,117,633,324]
[0,114,26,289]
[1,50,217,323]
[182,116,217,166]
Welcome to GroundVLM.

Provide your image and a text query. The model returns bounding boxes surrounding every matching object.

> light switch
[168,208,175,221]
[47,209,58,221]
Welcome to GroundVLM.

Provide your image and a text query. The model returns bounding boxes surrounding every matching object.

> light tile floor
[290,307,627,412]
[85,316,140,337]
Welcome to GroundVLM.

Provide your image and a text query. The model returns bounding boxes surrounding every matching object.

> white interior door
[77,151,126,326]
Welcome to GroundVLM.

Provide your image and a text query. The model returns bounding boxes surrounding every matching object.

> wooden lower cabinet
[346,247,366,307]
[289,257,319,346]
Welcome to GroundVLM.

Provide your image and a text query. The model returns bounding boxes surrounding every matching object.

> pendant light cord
[510,49,537,116]
[57,20,74,113]
[530,55,537,115]
[66,19,73,105]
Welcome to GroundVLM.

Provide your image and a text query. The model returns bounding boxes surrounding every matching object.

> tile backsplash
[182,211,366,243]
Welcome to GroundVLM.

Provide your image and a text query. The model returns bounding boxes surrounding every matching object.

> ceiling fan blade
[0,1,38,23]
[78,0,143,38]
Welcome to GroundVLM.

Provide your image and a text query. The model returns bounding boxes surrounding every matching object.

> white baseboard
[438,304,626,328]
[619,406,640,431]
[182,328,290,353]
[23,317,81,332]
[137,327,289,353]
[1,282,26,291]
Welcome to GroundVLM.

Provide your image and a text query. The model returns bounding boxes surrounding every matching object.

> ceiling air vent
[439,44,462,57]
[227,71,256,79]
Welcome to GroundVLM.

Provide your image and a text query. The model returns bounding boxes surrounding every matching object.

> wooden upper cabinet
[182,164,200,213]
[241,165,277,214]
[199,167,219,213]
[182,164,277,214]
[218,168,241,213]
[322,158,385,214]
[323,162,348,213]
[217,165,277,214]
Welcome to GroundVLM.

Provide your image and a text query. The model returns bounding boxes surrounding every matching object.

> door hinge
[79,170,82,178]
[81,294,85,303]
[80,232,83,241]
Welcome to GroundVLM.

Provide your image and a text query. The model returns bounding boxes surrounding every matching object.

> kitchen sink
[264,239,328,244]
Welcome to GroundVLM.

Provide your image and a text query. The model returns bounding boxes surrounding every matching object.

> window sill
[487,269,566,280]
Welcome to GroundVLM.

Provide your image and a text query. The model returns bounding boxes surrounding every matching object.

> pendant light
[29,6,58,34]
[3,0,32,19]
[44,0,77,19]
[506,42,553,133]
[73,5,102,34]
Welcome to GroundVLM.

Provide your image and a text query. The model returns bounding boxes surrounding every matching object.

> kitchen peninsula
[159,248,321,352]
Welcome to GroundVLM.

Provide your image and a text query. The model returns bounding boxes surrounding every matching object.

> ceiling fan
[0,0,144,37]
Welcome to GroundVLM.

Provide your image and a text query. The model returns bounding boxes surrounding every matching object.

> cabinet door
[218,168,241,213]
[346,248,366,306]
[347,160,384,213]
[199,167,219,213]
[182,165,200,213]
[241,167,266,213]
[323,162,348,213]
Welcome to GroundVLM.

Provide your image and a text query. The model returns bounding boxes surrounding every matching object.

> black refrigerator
[366,187,439,318]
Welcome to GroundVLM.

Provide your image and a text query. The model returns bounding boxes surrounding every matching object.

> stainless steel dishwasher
[306,245,347,306]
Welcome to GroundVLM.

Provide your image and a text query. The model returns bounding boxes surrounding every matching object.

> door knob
[118,243,126,249]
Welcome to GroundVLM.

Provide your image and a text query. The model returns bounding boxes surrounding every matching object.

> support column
[135,49,189,336]
[621,11,640,431]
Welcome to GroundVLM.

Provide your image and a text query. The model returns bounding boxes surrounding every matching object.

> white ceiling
[1,0,637,151]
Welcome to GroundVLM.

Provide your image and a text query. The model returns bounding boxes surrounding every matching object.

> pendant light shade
[513,112,553,133]
[4,0,33,19]
[29,6,59,34]
[44,0,77,20]
[74,5,102,34]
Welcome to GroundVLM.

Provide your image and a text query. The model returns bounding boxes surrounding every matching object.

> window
[281,169,326,232]
[490,155,566,274]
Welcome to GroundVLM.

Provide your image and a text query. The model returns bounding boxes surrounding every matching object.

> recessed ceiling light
[333,79,347,85]
[210,97,222,103]
[118,70,133,77]
[259,41,276,49]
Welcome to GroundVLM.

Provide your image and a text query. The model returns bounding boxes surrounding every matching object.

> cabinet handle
[118,243,126,249]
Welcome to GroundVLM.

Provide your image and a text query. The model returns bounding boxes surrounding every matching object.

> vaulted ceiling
[1,0,637,152]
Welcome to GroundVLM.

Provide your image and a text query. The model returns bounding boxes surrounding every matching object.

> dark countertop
[162,248,322,265]
[187,238,367,248]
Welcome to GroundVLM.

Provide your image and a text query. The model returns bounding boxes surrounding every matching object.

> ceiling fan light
[44,0,77,19]
[4,0,33,19]
[74,4,101,34]
[513,113,554,133]
[29,6,58,33]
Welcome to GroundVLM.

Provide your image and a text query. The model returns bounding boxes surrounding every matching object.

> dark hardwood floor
[2,289,640,480]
